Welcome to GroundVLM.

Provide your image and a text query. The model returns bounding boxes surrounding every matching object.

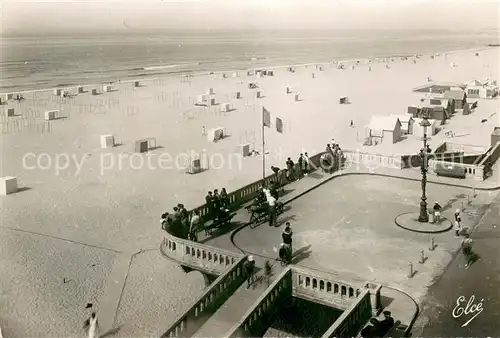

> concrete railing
[189,151,325,221]
[343,150,411,169]
[160,254,248,338]
[291,266,381,313]
[479,141,500,173]
[161,233,243,275]
[321,289,372,338]
[227,268,294,337]
[226,266,382,338]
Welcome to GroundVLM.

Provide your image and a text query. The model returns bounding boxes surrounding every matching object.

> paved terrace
[196,162,499,336]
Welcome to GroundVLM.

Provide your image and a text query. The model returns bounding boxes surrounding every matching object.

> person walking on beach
[244,256,256,288]
[433,201,442,223]
[83,312,99,338]
[454,209,462,236]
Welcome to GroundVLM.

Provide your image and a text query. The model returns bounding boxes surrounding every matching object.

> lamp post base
[418,201,429,223]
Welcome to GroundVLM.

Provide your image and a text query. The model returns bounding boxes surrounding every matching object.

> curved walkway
[203,164,499,336]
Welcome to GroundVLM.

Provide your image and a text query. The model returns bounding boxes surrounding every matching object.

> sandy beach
[1,46,499,337]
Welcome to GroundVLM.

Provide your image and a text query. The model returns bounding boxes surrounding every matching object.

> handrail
[226,267,293,337]
[291,266,366,310]
[161,232,242,275]
[321,289,372,338]
[160,255,248,338]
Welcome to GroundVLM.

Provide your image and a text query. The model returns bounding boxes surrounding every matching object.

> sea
[1,29,498,93]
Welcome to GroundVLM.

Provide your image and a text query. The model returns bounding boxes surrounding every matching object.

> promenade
[202,163,499,337]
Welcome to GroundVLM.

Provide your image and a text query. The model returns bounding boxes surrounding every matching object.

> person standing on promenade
[454,209,462,236]
[268,194,277,227]
[282,222,293,254]
[303,152,310,176]
[433,201,442,223]
[286,157,296,182]
[245,256,256,288]
[297,154,304,178]
[205,191,214,217]
[189,210,202,242]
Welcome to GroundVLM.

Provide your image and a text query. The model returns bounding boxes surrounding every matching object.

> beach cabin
[491,127,500,147]
[294,93,300,101]
[103,85,112,93]
[0,176,17,196]
[53,89,62,96]
[100,135,115,148]
[91,89,98,95]
[466,80,499,99]
[197,94,209,105]
[367,116,403,145]
[390,115,414,135]
[134,81,140,87]
[207,88,214,95]
[412,118,437,137]
[286,86,292,94]
[78,86,84,93]
[220,103,231,113]
[421,106,446,125]
[233,91,241,99]
[209,98,216,106]
[6,108,15,117]
[442,89,467,109]
[256,91,262,99]
[232,72,238,78]
[426,97,455,117]
[44,110,59,121]
[207,127,225,142]
[267,70,274,76]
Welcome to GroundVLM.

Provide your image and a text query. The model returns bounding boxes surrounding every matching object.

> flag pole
[262,106,266,180]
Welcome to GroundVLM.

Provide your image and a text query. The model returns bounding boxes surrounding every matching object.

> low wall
[160,254,248,338]
[321,289,372,338]
[190,151,325,220]
[161,233,243,275]
[227,268,294,337]
[479,141,500,175]
[226,266,382,338]
[344,150,412,169]
[291,266,367,310]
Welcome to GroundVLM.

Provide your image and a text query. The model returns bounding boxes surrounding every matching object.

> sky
[1,0,499,36]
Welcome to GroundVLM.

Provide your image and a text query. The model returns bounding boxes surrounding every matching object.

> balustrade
[161,255,248,338]
[227,268,293,337]
[161,233,242,275]
[292,267,363,310]
[321,289,372,338]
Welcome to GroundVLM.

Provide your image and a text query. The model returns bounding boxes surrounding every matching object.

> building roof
[492,128,500,136]
[390,114,413,124]
[427,98,450,107]
[413,118,437,126]
[467,80,484,87]
[443,90,465,100]
[368,115,401,132]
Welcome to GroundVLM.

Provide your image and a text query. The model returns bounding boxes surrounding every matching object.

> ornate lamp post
[418,113,432,222]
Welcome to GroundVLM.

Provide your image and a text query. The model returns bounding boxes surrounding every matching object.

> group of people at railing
[320,142,345,173]
[161,203,191,239]
[161,188,233,242]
